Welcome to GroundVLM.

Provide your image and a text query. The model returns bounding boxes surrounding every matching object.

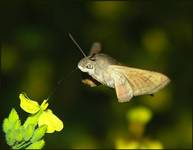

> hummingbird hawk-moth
[69,33,170,103]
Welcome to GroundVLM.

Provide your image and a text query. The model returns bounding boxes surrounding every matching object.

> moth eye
[86,63,93,69]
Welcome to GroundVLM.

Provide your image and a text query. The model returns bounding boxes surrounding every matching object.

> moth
[69,33,170,103]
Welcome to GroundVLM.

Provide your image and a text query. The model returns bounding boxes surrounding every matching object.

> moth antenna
[68,33,87,57]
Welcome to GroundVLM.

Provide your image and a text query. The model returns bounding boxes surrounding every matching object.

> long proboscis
[46,66,78,101]
[68,33,87,57]
[46,33,85,100]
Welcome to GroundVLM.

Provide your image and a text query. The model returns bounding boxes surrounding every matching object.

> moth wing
[89,42,102,56]
[109,65,170,96]
[111,71,133,102]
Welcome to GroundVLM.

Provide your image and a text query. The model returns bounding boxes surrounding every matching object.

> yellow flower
[19,93,63,133]
[38,109,63,133]
[115,138,163,149]
[20,93,40,114]
[115,138,140,149]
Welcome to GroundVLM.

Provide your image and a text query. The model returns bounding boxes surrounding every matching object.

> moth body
[78,51,170,103]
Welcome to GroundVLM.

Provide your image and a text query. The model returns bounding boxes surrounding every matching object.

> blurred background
[1,1,192,149]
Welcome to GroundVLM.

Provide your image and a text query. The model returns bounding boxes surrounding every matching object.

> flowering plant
[2,92,63,149]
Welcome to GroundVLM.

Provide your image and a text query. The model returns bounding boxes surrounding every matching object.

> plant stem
[12,141,31,149]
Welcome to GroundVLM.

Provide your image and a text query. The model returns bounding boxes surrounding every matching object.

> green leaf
[15,128,23,142]
[23,124,36,141]
[26,140,45,149]
[13,119,21,130]
[3,118,10,133]
[5,131,16,146]
[30,125,47,143]
[3,108,21,133]
[8,108,19,123]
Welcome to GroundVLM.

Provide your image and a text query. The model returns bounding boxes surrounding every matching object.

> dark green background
[1,1,192,149]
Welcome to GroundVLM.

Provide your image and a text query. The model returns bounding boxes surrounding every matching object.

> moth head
[78,56,96,75]
[68,33,101,75]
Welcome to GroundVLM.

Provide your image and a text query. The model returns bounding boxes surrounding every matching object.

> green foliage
[2,92,63,149]
[3,108,21,133]
[3,118,10,133]
[5,129,16,146]
[2,108,47,149]
[30,125,47,143]
[26,140,45,149]
[23,124,36,141]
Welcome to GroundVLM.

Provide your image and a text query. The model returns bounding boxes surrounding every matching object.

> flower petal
[19,93,40,114]
[40,99,49,110]
[38,109,63,133]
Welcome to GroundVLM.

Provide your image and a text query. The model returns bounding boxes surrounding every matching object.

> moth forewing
[109,65,170,97]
